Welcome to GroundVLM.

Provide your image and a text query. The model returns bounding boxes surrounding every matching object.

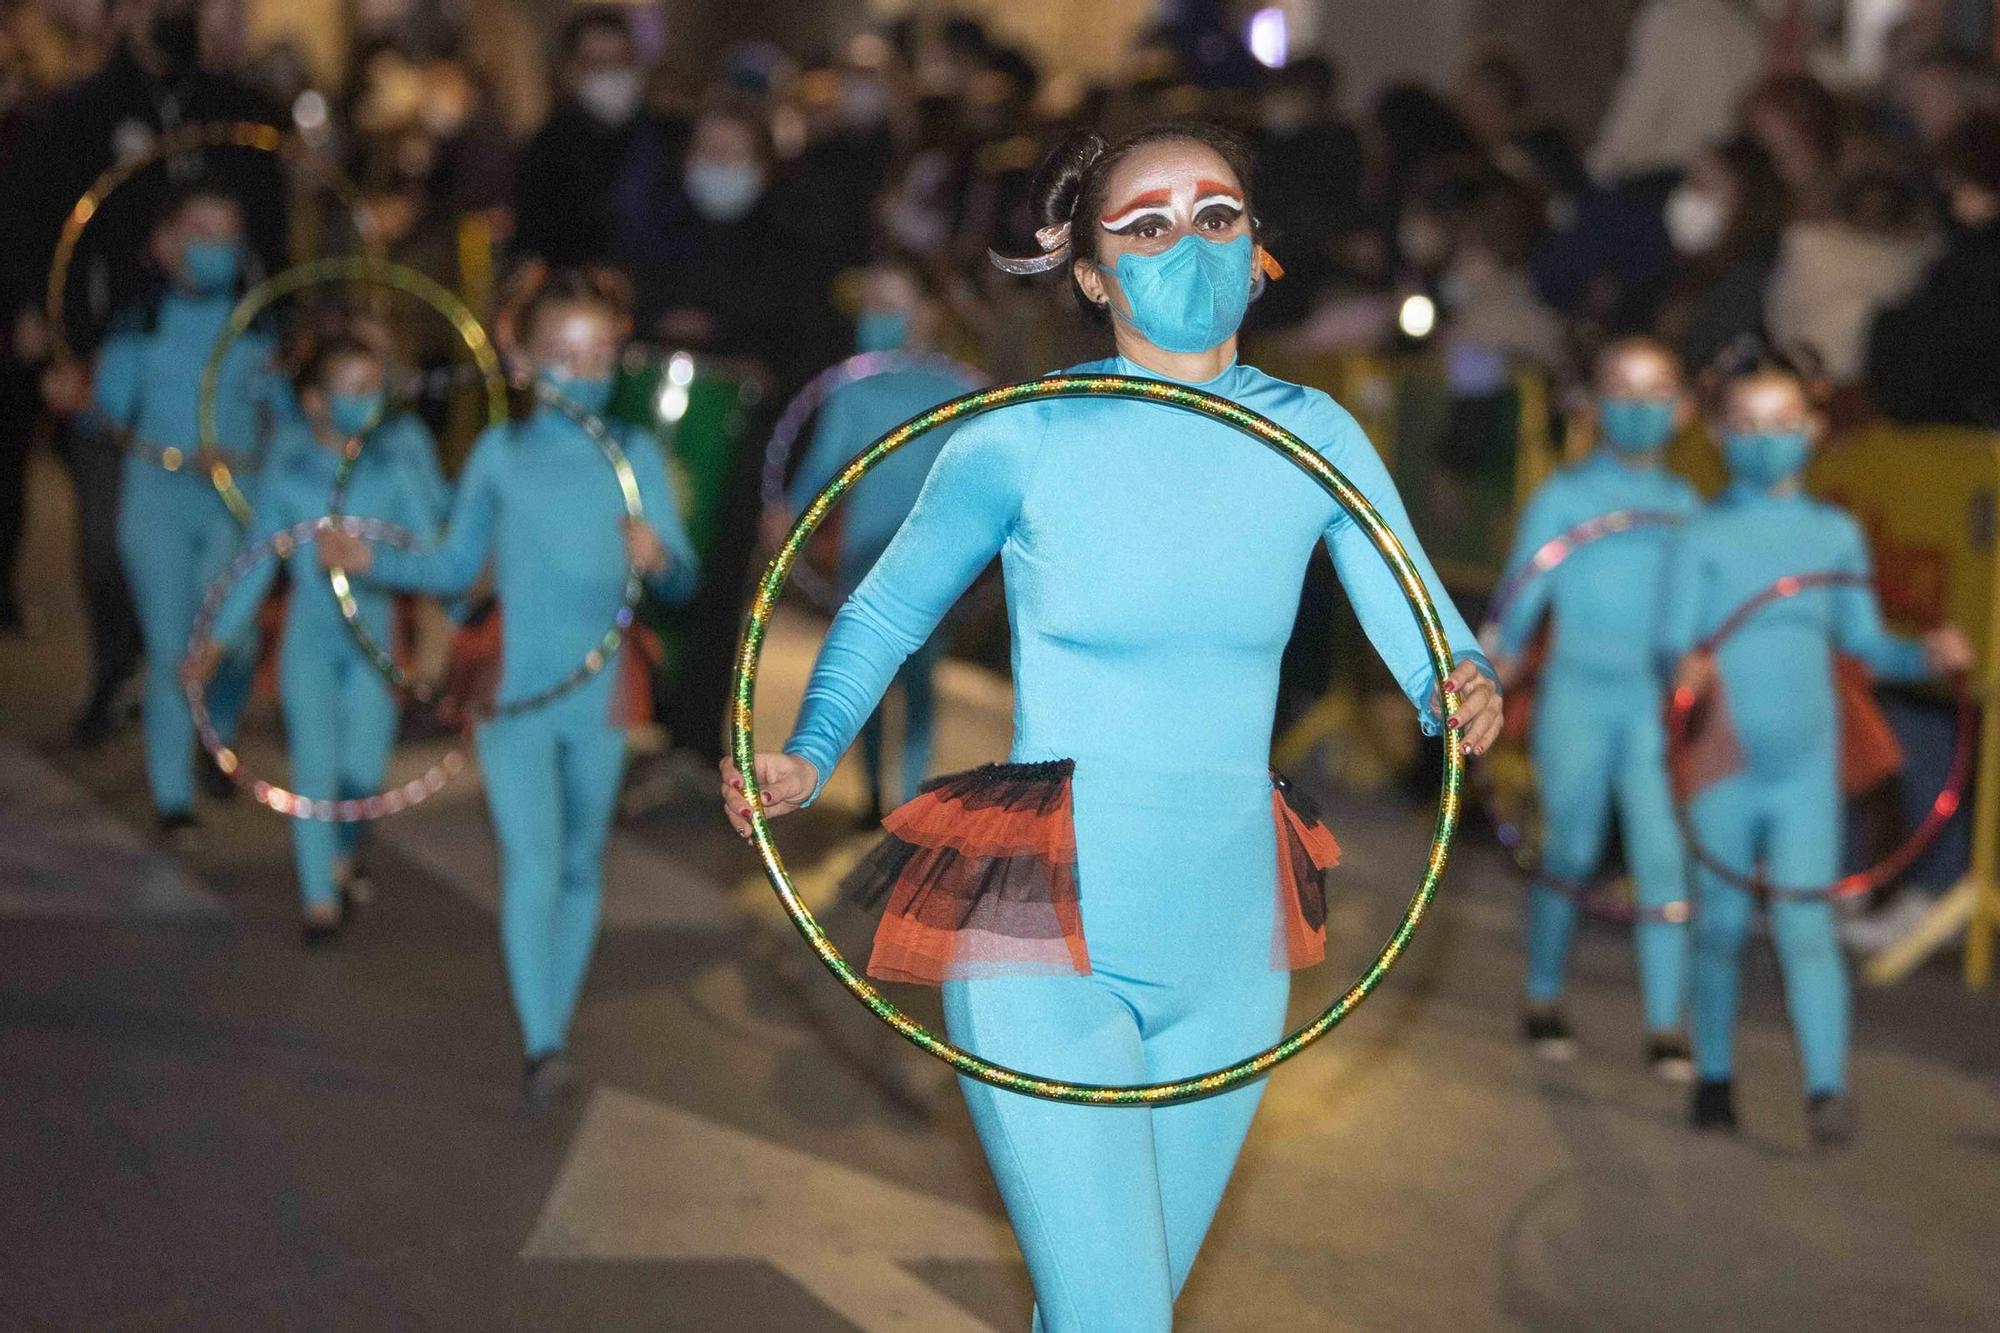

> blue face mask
[1102,234,1255,355]
[328,391,385,440]
[1722,429,1812,489]
[684,161,765,223]
[1598,398,1676,455]
[182,240,241,293]
[542,370,615,415]
[856,310,910,353]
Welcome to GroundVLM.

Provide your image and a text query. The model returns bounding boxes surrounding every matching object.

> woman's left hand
[623,518,669,576]
[1432,659,1503,758]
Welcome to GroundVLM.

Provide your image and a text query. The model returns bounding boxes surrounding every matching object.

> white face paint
[1093,141,1250,261]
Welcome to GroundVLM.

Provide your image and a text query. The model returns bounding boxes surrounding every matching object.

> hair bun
[1029,128,1107,231]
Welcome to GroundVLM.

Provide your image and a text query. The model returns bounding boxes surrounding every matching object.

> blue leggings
[1687,767,1848,1095]
[118,485,250,816]
[943,965,1288,1331]
[858,633,943,809]
[477,707,628,1059]
[279,642,399,908]
[1525,674,1689,1032]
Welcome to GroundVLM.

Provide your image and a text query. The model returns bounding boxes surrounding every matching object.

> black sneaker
[1522,1009,1577,1062]
[196,749,237,801]
[1807,1093,1857,1149]
[1646,1033,1695,1085]
[522,1051,575,1114]
[1691,1079,1738,1133]
[156,811,202,855]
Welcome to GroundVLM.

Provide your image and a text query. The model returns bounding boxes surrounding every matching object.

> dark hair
[558,5,631,61]
[1027,120,1258,318]
[1936,110,2000,198]
[506,265,634,419]
[1704,135,1788,261]
[1703,334,1828,411]
[1741,74,1844,168]
[292,331,380,397]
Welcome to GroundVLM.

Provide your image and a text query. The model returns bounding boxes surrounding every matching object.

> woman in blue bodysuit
[724,124,1503,1330]
[319,269,699,1108]
[781,260,980,820]
[1660,346,1969,1147]
[85,185,282,846]
[194,333,450,942]
[1492,338,1698,1079]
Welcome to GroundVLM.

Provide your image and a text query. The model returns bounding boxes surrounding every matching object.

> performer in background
[725,123,1501,1330]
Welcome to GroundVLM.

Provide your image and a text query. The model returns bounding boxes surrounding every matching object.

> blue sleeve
[1492,478,1571,660]
[367,428,505,597]
[1310,394,1493,733]
[1831,513,1932,683]
[787,387,854,512]
[625,427,700,603]
[388,415,453,528]
[209,472,291,648]
[783,405,1045,802]
[91,333,145,427]
[1657,525,1708,669]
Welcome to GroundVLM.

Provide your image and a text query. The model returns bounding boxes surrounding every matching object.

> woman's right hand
[720,752,819,838]
[316,524,374,574]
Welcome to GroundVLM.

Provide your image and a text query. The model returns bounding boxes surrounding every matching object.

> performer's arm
[1491,481,1570,663]
[783,408,1044,803]
[624,428,700,603]
[362,430,504,597]
[1830,516,1932,683]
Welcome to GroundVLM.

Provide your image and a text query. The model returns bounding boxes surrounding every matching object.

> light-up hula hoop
[184,516,467,820]
[49,122,379,522]
[758,351,989,611]
[1667,570,1973,902]
[733,374,1467,1105]
[1476,509,1692,924]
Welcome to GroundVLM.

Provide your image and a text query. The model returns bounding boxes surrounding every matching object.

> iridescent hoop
[734,374,1467,1105]
[1476,509,1692,925]
[757,351,989,612]
[197,254,508,528]
[48,122,379,522]
[1666,571,1974,903]
[328,378,647,721]
[184,516,468,820]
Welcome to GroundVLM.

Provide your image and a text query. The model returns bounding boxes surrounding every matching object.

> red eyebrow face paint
[1101,188,1172,223]
[1193,178,1241,202]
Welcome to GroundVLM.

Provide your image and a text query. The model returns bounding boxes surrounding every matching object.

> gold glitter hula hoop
[47,122,379,520]
[197,254,506,528]
[733,374,1467,1105]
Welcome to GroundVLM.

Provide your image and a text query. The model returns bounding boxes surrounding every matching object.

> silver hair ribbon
[988,221,1074,275]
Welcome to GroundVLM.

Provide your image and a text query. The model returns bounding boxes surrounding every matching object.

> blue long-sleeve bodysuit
[92,292,281,817]
[784,356,1488,1331]
[1659,485,1932,1096]
[1495,452,1699,1032]
[210,418,449,909]
[786,365,976,807]
[359,405,698,1059]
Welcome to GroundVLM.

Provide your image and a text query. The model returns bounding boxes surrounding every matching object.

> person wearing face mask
[0,0,280,748]
[784,56,900,277]
[723,123,1501,1329]
[1490,338,1700,1079]
[1246,57,1362,329]
[1659,346,1972,1147]
[1660,136,1789,373]
[780,261,979,822]
[1867,112,2000,426]
[316,270,697,1109]
[190,334,447,942]
[83,186,282,845]
[514,8,673,269]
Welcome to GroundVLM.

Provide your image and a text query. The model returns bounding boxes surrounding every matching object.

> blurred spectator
[1891,48,2000,149]
[1768,167,1935,385]
[1740,74,1844,220]
[1454,43,1589,213]
[1868,112,2000,426]
[1658,135,1787,371]
[1589,0,1765,185]
[1248,57,1364,329]
[614,102,821,367]
[514,7,674,268]
[782,46,901,278]
[1441,182,1568,382]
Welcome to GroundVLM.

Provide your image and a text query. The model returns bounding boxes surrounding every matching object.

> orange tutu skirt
[843,760,1341,985]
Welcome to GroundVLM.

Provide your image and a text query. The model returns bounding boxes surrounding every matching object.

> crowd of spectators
[3,0,2000,634]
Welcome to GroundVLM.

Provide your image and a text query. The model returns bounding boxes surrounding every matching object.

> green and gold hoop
[732,374,1466,1105]
[197,254,507,525]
